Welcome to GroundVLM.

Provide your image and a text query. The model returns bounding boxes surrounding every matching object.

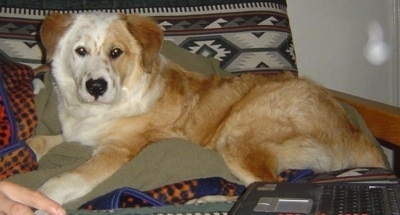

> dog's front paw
[38,172,92,205]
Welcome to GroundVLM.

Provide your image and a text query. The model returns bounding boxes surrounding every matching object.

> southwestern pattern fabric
[0,0,297,74]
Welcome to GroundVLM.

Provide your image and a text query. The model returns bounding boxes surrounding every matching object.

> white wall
[287,0,399,107]
[286,0,398,168]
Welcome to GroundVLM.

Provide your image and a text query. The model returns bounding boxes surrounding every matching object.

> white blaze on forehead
[52,13,116,68]
[55,12,121,59]
[70,12,119,41]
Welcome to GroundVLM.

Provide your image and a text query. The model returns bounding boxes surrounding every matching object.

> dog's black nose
[86,78,107,99]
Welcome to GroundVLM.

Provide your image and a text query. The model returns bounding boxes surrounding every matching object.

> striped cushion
[0,0,297,75]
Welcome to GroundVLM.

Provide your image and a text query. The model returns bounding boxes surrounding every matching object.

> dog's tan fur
[29,12,386,204]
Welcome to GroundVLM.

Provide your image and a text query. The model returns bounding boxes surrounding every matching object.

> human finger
[0,181,66,215]
[0,191,35,215]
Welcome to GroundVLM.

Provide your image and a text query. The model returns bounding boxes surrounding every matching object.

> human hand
[0,181,66,215]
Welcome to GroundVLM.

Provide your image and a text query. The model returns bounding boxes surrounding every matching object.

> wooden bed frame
[332,90,400,177]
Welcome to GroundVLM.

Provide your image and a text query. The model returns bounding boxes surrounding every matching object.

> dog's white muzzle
[77,58,120,104]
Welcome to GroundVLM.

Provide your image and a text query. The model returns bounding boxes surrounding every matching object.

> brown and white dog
[28,12,386,204]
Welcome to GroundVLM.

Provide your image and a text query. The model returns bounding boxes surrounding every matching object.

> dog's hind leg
[27,134,64,161]
[216,135,334,186]
[215,135,280,186]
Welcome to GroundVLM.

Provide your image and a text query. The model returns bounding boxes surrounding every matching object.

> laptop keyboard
[317,184,400,215]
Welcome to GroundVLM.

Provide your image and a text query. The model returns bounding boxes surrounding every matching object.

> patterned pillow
[0,0,297,75]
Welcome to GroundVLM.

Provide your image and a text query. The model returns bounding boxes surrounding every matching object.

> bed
[0,0,399,214]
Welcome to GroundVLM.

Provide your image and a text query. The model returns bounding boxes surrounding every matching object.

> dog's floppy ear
[124,14,163,73]
[41,13,74,62]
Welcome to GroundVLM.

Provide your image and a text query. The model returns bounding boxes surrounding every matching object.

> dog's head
[41,12,163,104]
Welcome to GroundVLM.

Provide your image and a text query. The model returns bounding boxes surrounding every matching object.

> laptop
[229,182,400,215]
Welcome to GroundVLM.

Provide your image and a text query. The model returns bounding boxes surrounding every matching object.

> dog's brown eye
[110,48,123,59]
[75,47,87,57]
